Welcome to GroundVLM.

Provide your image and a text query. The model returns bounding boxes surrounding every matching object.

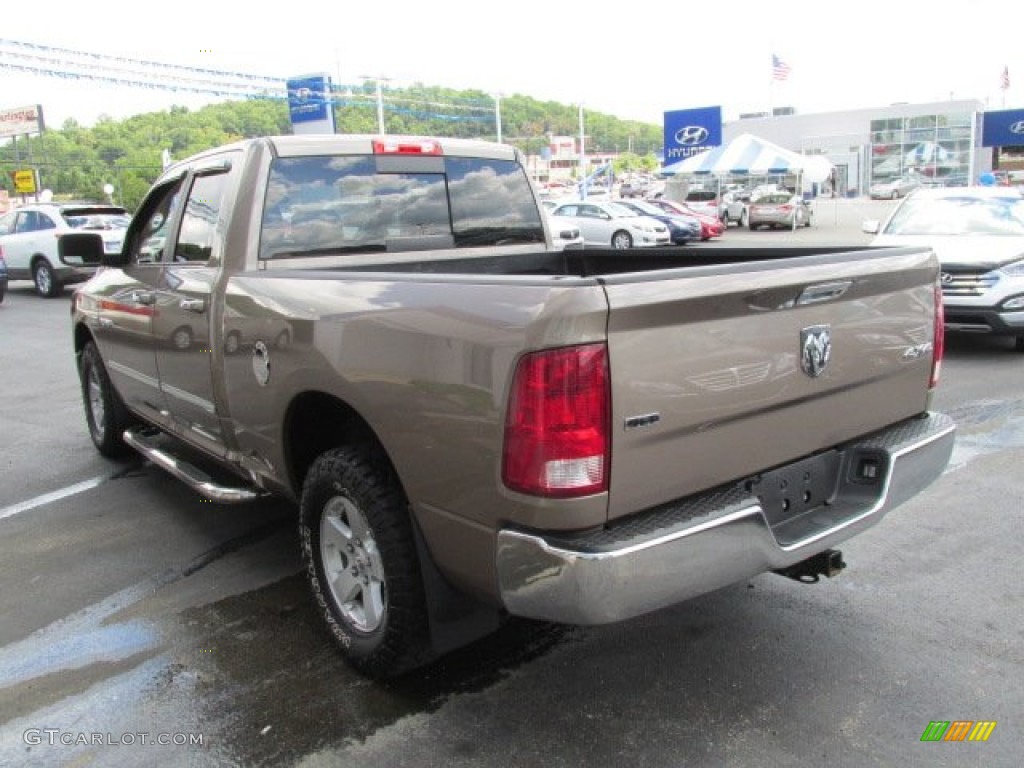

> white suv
[0,203,130,297]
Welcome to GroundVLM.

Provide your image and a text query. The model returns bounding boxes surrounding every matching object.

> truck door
[151,157,239,455]
[90,178,186,425]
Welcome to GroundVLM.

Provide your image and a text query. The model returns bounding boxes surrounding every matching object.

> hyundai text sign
[287,74,336,135]
[664,107,722,162]
[981,108,1024,147]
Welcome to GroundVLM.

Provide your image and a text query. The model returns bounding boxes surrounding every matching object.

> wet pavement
[1,227,1022,766]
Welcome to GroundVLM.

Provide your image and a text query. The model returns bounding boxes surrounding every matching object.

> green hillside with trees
[0,84,662,210]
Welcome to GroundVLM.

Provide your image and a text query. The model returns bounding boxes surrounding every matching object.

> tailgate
[601,246,939,520]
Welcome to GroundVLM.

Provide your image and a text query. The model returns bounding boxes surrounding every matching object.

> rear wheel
[611,230,633,249]
[300,445,430,678]
[79,341,135,457]
[33,259,61,298]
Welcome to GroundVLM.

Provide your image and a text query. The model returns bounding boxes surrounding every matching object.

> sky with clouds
[2,0,1021,131]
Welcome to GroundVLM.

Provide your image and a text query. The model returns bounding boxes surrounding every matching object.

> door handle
[179,298,206,313]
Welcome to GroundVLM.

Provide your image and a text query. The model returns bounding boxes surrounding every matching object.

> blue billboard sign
[982,108,1024,147]
[663,107,723,163]
[287,74,336,134]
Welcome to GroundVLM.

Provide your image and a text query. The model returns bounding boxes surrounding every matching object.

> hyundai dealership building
[664,101,1024,196]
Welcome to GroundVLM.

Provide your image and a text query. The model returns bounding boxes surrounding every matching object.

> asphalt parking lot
[1,199,1021,767]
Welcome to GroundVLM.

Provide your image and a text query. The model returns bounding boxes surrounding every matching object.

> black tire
[79,341,135,457]
[1015,337,1024,353]
[611,230,633,249]
[33,259,62,298]
[300,446,430,678]
[739,209,748,227]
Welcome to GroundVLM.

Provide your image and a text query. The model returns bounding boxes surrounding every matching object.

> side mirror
[58,233,105,267]
[862,219,881,235]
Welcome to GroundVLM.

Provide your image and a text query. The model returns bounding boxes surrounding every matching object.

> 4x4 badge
[801,325,831,378]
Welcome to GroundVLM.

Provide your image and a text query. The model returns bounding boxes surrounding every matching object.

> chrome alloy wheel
[320,495,386,632]
[87,364,106,437]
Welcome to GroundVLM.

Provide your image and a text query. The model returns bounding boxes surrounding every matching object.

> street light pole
[375,79,385,134]
[494,93,502,143]
[578,103,586,199]
[360,75,389,134]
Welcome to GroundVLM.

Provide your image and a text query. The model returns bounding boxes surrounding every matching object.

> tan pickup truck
[70,135,955,678]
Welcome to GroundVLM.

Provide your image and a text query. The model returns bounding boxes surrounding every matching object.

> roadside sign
[13,169,37,194]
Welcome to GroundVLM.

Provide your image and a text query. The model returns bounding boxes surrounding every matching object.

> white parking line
[0,475,113,521]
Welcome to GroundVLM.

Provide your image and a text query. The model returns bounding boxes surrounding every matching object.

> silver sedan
[550,201,670,248]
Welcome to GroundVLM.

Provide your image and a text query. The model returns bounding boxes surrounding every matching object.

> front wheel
[33,259,61,298]
[300,446,430,678]
[79,341,135,457]
[739,209,748,227]
[611,230,633,249]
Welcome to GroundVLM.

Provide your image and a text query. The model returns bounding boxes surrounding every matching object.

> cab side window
[173,170,232,264]
[127,179,185,264]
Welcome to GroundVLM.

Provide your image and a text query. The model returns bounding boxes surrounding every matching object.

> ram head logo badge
[801,325,832,378]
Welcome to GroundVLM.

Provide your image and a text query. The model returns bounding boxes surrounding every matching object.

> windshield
[883,194,1024,236]
[622,201,663,216]
[605,203,641,218]
[754,194,794,205]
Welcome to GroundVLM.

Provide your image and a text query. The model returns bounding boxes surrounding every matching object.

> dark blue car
[614,199,701,245]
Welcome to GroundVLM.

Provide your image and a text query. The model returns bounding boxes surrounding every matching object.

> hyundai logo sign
[675,126,710,146]
[1010,120,1024,135]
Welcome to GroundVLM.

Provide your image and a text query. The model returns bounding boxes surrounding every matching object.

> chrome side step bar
[123,427,267,504]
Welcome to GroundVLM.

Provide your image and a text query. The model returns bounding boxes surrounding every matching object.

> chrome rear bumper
[496,412,955,624]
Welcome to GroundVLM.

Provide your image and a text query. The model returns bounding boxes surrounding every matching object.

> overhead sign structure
[287,74,336,135]
[0,104,44,139]
[663,107,723,165]
[981,108,1024,147]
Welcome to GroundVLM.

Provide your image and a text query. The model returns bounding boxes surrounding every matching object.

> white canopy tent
[661,133,833,184]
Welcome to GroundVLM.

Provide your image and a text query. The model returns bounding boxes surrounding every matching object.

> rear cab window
[258,155,545,260]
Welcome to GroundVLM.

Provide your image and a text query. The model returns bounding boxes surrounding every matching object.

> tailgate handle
[797,281,852,306]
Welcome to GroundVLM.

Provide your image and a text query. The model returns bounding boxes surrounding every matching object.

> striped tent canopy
[661,133,833,182]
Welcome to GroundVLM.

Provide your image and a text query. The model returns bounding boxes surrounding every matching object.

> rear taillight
[503,343,610,498]
[931,281,944,389]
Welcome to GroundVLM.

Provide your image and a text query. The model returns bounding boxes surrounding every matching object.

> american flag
[1001,65,1010,91]
[772,54,791,82]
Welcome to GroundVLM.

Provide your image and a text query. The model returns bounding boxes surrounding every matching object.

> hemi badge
[625,413,661,430]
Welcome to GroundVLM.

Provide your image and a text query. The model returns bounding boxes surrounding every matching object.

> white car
[0,203,130,297]
[864,186,1024,351]
[544,213,585,250]
[550,200,670,248]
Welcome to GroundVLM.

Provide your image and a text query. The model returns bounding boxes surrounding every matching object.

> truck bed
[309,245,903,280]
